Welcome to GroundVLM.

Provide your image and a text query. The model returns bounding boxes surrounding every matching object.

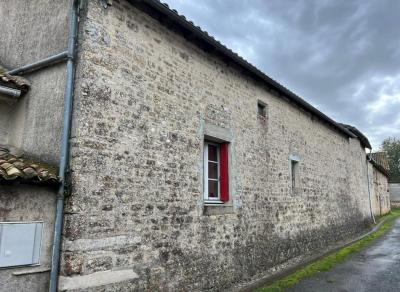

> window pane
[208,144,218,162]
[208,180,219,198]
[208,162,218,179]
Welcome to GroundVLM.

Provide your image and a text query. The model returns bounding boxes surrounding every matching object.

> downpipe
[49,1,80,291]
[366,149,376,224]
[0,85,21,97]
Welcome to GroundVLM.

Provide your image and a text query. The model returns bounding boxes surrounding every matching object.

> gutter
[338,123,372,149]
[132,0,356,139]
[49,1,81,291]
[0,85,21,98]
[7,51,69,76]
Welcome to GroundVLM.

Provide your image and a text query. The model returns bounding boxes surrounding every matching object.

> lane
[287,218,400,292]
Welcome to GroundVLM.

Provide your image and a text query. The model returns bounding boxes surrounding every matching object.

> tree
[381,137,400,182]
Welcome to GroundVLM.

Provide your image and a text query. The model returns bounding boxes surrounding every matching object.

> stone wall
[61,1,373,291]
[369,163,390,216]
[0,185,57,292]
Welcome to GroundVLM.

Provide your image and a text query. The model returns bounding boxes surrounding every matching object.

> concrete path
[287,218,400,292]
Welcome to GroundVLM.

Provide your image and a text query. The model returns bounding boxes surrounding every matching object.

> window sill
[12,266,50,276]
[203,204,234,216]
[291,187,301,195]
[204,200,224,205]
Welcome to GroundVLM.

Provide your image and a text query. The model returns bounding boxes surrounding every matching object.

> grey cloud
[164,0,400,148]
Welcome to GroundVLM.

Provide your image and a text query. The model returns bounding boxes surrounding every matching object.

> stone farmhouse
[0,1,391,291]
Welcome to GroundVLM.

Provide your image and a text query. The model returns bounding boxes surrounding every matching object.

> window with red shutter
[203,141,230,203]
[219,143,229,202]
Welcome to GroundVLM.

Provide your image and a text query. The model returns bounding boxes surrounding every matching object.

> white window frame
[203,142,223,203]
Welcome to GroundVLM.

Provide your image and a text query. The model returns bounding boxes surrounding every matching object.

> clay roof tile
[0,65,31,93]
[0,146,59,185]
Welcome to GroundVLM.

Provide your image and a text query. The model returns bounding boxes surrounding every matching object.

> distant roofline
[128,0,357,139]
[369,151,390,177]
[368,154,390,177]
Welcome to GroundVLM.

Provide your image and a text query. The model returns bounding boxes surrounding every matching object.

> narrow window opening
[257,101,267,117]
[291,160,299,191]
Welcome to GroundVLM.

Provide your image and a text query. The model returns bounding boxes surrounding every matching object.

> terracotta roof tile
[0,146,59,185]
[370,151,390,175]
[0,65,31,93]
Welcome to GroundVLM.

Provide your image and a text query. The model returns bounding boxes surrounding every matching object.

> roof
[128,0,356,139]
[0,146,59,185]
[338,123,372,149]
[0,64,31,93]
[369,151,390,176]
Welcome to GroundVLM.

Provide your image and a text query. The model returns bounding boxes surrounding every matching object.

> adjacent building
[369,152,391,216]
[0,1,390,291]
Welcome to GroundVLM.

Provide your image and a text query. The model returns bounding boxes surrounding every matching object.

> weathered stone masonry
[58,1,373,291]
[369,161,390,216]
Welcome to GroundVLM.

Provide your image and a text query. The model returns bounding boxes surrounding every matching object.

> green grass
[256,209,400,292]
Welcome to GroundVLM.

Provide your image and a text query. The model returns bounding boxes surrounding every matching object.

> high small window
[291,159,299,191]
[257,101,267,117]
[203,141,230,203]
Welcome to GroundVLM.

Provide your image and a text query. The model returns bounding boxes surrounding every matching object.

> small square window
[257,101,267,117]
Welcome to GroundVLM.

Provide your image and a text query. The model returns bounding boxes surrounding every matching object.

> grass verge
[256,208,400,292]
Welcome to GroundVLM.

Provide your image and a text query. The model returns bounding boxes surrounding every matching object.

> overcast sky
[163,0,400,149]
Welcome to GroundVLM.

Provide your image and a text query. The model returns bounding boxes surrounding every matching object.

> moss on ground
[256,209,400,292]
